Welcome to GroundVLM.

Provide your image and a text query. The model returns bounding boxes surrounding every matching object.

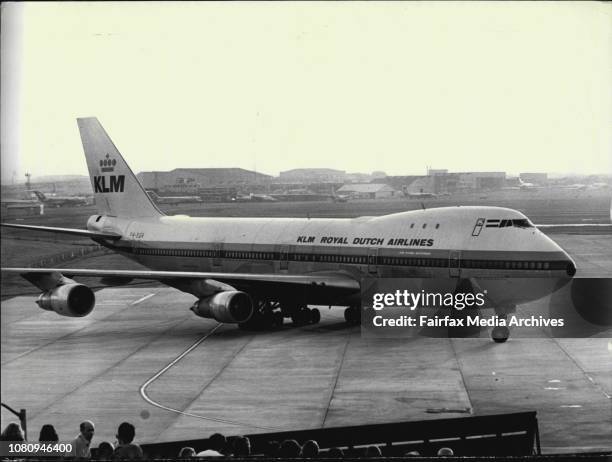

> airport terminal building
[137,168,273,197]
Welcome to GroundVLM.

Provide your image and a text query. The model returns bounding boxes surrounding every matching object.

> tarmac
[1,232,611,453]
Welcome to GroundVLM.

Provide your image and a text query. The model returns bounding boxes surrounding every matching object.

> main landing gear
[238,299,321,330]
[491,308,514,343]
[344,305,361,326]
[291,306,321,326]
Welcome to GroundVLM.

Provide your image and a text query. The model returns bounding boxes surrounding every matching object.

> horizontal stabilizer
[1,223,122,240]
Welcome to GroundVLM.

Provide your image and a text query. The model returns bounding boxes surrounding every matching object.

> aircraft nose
[539,231,576,277]
[565,254,577,277]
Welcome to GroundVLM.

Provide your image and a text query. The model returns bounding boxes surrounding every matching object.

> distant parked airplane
[232,193,277,202]
[147,190,202,205]
[31,190,89,207]
[518,178,543,191]
[406,192,437,199]
[0,196,43,211]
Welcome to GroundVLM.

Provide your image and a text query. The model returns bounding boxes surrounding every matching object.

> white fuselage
[88,206,575,308]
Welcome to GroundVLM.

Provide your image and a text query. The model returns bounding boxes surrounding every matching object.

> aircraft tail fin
[77,118,163,218]
[31,190,46,202]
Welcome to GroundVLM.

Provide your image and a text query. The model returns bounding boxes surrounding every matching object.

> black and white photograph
[1,2,611,460]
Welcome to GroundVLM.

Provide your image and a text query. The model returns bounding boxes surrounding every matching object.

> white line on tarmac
[139,324,280,431]
[550,338,612,400]
[131,293,156,305]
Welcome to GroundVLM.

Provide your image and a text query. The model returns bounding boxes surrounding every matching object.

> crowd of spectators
[1,421,456,459]
[1,420,144,460]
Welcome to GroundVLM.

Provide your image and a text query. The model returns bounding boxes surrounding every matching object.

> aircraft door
[280,245,289,271]
[368,248,379,274]
[449,250,461,277]
[472,218,485,237]
[213,243,223,267]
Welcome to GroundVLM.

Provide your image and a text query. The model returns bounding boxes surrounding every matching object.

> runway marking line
[139,324,280,431]
[25,313,192,421]
[1,294,153,367]
[320,330,351,427]
[448,339,475,415]
[549,337,612,400]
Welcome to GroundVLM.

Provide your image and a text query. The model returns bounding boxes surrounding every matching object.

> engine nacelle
[190,291,253,323]
[37,283,96,317]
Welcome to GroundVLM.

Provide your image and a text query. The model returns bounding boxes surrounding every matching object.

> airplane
[0,196,43,211]
[232,193,277,202]
[518,178,542,191]
[563,183,588,191]
[588,182,610,190]
[31,190,90,207]
[406,192,438,199]
[147,190,203,205]
[1,118,580,343]
[332,194,349,203]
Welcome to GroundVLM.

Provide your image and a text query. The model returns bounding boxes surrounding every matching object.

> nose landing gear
[491,309,513,343]
[492,324,510,343]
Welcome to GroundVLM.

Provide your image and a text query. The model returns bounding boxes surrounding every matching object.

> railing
[136,411,540,459]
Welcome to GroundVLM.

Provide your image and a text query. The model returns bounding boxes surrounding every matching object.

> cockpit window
[485,218,534,228]
[512,219,533,228]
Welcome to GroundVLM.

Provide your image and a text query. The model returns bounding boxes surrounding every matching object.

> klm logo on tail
[94,175,125,193]
[94,154,124,192]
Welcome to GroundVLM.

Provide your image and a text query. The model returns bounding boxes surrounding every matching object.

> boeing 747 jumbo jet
[1,118,578,342]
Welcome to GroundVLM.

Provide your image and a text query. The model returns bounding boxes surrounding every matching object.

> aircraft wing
[1,267,361,298]
[1,223,122,240]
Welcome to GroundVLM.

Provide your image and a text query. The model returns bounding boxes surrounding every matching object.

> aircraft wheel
[344,307,354,324]
[272,311,284,328]
[492,326,509,343]
[261,311,275,330]
[310,308,321,324]
[344,306,360,325]
[292,307,311,326]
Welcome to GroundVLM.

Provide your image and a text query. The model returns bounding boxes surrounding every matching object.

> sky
[1,2,611,183]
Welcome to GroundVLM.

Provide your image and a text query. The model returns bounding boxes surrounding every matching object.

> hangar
[336,183,398,199]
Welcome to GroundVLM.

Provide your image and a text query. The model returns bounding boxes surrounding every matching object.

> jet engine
[190,291,253,323]
[37,283,96,317]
